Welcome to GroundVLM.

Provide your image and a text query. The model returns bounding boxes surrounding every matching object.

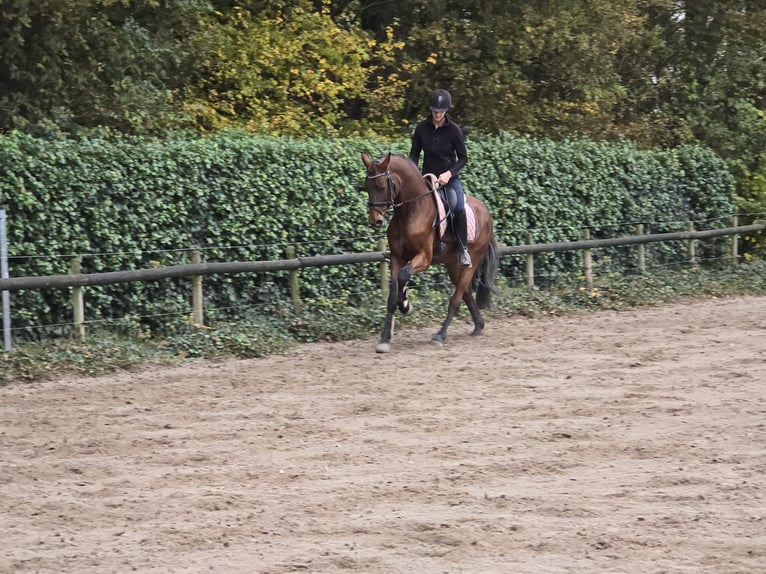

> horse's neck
[396,174,434,221]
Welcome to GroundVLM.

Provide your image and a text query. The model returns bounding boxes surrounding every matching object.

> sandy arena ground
[1,296,765,574]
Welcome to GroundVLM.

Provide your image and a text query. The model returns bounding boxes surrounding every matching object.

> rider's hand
[438,171,452,186]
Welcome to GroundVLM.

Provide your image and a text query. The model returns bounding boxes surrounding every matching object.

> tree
[351,0,659,140]
[661,1,766,161]
[0,0,209,134]
[183,2,371,135]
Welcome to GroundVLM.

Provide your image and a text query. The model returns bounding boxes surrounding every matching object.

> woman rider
[408,88,472,267]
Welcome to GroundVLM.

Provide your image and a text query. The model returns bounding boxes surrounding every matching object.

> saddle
[422,174,476,255]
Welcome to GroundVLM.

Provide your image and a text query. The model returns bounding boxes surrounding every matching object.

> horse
[361,152,499,353]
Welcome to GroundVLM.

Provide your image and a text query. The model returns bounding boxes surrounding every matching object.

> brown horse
[361,152,499,353]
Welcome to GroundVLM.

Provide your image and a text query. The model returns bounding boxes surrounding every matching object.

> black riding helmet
[430,89,452,112]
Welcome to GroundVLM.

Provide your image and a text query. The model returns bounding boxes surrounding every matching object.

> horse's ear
[361,152,372,169]
[379,152,391,170]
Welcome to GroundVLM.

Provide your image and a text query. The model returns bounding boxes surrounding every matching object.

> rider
[408,89,471,267]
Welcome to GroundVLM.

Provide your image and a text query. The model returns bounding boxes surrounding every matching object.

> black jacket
[409,115,467,177]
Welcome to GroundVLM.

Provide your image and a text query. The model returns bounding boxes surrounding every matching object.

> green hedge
[0,130,736,338]
[467,135,737,281]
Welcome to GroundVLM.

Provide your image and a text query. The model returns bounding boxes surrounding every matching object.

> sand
[1,296,765,573]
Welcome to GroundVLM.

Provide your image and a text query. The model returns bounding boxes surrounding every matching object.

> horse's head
[361,152,395,228]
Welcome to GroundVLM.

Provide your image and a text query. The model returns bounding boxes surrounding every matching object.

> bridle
[365,170,396,215]
[365,169,434,216]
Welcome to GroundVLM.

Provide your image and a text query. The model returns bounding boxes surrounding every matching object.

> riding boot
[453,210,472,267]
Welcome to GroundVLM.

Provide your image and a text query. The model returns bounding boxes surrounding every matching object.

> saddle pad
[434,191,477,243]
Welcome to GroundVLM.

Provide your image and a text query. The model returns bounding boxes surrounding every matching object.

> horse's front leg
[376,262,413,353]
[396,267,415,316]
[375,282,397,354]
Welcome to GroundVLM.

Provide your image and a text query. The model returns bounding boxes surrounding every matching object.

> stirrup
[459,248,472,268]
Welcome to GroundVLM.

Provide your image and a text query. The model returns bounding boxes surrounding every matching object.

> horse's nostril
[373,220,383,229]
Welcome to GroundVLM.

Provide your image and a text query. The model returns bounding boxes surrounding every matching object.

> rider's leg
[449,179,471,267]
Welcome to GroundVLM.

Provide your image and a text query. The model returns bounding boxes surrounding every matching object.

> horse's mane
[386,153,426,184]
[387,153,417,169]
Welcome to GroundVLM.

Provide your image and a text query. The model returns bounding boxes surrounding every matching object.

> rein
[366,170,433,211]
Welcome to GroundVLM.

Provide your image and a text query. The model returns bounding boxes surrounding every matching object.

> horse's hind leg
[462,290,485,336]
[431,266,474,346]
[433,292,484,343]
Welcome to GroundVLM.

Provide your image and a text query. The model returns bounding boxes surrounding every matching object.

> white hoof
[430,339,443,347]
[375,342,391,353]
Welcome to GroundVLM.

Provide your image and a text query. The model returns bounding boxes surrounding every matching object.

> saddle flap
[422,175,477,244]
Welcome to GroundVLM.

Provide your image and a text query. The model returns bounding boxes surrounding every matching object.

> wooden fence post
[285,245,303,313]
[636,224,646,274]
[1,209,11,351]
[525,231,535,289]
[70,257,85,342]
[731,215,739,262]
[687,221,696,264]
[583,228,593,289]
[191,249,204,326]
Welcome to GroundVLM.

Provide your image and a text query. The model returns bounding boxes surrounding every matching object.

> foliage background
[1,0,763,240]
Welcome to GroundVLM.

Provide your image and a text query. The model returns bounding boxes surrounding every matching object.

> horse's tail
[474,232,499,309]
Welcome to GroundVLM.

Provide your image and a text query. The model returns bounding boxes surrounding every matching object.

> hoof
[470,327,484,337]
[375,342,391,353]
[431,335,444,347]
